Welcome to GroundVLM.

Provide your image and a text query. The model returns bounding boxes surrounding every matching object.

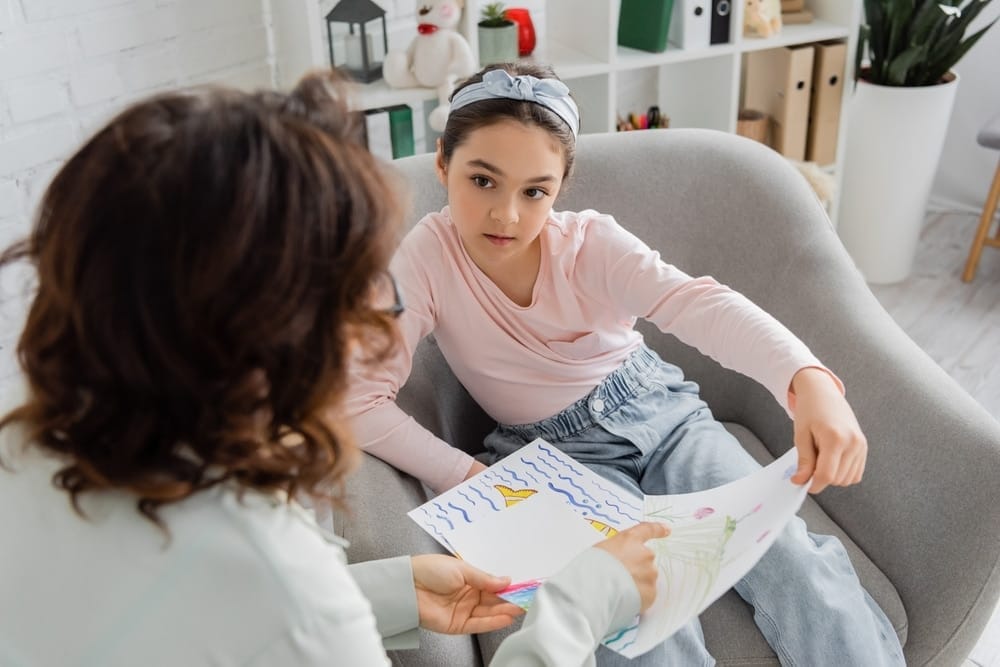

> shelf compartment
[737,19,851,52]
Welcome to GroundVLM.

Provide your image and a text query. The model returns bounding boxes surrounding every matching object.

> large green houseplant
[838,0,998,284]
[855,0,997,86]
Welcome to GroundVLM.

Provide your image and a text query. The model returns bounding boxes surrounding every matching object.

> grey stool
[962,112,1000,282]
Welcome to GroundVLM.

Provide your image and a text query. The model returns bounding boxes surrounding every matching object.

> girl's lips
[485,233,514,247]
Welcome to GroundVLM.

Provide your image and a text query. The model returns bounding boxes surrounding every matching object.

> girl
[0,70,667,666]
[346,63,906,666]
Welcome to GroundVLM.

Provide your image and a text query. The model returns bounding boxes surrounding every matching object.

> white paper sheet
[446,492,603,584]
[408,438,808,658]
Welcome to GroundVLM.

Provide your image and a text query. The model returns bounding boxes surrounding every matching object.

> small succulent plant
[479,2,512,27]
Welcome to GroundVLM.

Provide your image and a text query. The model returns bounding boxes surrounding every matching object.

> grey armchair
[332,129,1000,666]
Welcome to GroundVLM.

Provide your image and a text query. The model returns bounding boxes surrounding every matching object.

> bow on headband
[449,69,580,137]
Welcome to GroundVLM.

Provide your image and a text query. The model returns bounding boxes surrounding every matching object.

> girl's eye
[472,175,492,188]
[525,187,547,200]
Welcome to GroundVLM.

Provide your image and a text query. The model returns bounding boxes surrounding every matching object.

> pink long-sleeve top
[345,207,834,493]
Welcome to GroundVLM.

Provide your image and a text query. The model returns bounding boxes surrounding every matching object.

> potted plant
[837,0,997,284]
[477,2,518,65]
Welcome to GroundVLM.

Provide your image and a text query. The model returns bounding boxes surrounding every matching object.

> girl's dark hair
[442,62,577,179]
[0,70,403,527]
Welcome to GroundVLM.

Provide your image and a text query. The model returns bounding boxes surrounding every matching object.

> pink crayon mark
[499,579,544,596]
[756,530,771,543]
[752,503,763,513]
[693,507,715,519]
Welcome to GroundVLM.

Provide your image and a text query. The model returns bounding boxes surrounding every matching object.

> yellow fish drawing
[588,520,619,537]
[494,484,537,507]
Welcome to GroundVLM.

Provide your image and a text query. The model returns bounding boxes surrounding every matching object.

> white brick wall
[0,0,280,388]
[0,0,549,391]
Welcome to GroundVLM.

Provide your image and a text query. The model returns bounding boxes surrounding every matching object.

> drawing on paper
[409,439,808,660]
[409,441,641,551]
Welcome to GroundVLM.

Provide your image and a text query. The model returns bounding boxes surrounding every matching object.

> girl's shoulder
[398,208,457,258]
[548,209,631,248]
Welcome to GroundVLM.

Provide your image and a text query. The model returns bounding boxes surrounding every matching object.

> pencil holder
[737,109,769,145]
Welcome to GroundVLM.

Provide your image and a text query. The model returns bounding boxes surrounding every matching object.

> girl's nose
[491,199,519,226]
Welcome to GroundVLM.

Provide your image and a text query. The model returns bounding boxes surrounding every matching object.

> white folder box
[668,0,711,49]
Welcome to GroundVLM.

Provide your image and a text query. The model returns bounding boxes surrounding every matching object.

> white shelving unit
[276,0,862,225]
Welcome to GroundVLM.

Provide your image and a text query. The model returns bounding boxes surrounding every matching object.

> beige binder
[806,41,847,165]
[743,44,815,160]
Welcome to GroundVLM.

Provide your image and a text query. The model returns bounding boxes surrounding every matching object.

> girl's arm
[586,216,864,492]
[586,215,841,416]
[343,224,477,493]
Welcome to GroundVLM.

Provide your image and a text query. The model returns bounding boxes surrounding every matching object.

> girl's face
[436,120,566,274]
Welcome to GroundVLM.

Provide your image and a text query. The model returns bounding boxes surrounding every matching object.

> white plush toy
[383,0,477,132]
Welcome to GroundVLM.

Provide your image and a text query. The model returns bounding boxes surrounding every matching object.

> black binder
[710,0,731,44]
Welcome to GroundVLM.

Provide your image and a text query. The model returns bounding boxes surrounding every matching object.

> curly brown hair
[0,70,403,527]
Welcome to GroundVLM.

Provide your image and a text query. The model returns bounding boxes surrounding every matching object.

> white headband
[449,69,580,138]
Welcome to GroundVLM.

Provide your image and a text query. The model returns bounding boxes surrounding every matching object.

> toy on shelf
[616,106,670,131]
[382,0,476,132]
[743,0,782,38]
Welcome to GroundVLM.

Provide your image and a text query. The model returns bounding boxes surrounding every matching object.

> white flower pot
[837,73,959,284]
[477,23,518,66]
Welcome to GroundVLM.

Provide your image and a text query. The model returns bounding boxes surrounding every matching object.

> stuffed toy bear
[383,0,477,132]
[743,0,782,38]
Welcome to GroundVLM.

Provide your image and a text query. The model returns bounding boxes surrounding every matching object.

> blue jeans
[484,345,905,667]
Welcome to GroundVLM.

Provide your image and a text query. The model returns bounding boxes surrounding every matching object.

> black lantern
[325,0,388,84]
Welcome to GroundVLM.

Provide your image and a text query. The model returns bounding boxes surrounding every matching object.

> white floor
[867,210,1000,667]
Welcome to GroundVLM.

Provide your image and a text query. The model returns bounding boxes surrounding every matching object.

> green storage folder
[363,104,415,160]
[387,105,414,159]
[618,0,675,52]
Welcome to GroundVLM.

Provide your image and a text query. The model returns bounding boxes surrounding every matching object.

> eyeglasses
[370,270,404,318]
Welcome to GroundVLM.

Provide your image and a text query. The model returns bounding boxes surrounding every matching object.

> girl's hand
[463,459,488,481]
[593,522,670,612]
[411,555,524,634]
[789,367,868,493]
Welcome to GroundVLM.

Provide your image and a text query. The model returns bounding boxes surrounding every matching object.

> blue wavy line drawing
[458,489,476,506]
[525,470,540,485]
[549,483,618,523]
[558,473,597,502]
[534,448,560,473]
[604,499,638,522]
[426,521,449,543]
[471,485,499,512]
[448,502,471,524]
[522,458,552,480]
[619,638,636,651]
[593,480,642,514]
[603,623,637,645]
[502,465,527,485]
[538,442,582,476]
[435,513,454,530]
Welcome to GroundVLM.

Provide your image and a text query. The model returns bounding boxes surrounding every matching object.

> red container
[504,8,536,57]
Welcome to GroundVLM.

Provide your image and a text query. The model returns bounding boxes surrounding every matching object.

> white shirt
[0,423,639,666]
[0,427,393,667]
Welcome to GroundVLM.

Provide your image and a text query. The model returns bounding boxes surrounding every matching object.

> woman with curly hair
[0,70,666,666]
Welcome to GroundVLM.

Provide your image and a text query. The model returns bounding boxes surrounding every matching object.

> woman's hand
[593,522,670,612]
[789,367,868,493]
[411,555,524,634]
